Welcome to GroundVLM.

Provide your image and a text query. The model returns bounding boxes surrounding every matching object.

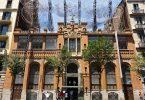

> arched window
[44,63,54,90]
[92,92,102,100]
[106,62,117,90]
[28,62,40,89]
[108,92,118,100]
[91,62,101,90]
[27,91,37,100]
[121,63,131,84]
[12,73,23,100]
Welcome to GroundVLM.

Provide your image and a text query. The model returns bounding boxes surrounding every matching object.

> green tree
[46,46,71,99]
[82,37,114,93]
[2,52,25,99]
[132,53,145,77]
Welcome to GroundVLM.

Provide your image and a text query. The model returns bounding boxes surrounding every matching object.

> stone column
[38,60,44,100]
[21,59,30,100]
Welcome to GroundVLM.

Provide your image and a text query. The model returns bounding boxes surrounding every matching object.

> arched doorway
[66,63,78,100]
[121,62,134,100]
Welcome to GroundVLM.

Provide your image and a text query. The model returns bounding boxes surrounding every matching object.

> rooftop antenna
[78,0,81,26]
[93,0,97,32]
[48,0,54,31]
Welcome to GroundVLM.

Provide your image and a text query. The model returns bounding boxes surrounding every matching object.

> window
[31,36,43,49]
[106,62,117,90]
[64,38,68,47]
[77,38,81,52]
[6,0,12,8]
[46,36,57,49]
[118,37,128,49]
[88,36,97,42]
[27,91,37,100]
[92,92,102,100]
[135,17,143,24]
[0,25,9,35]
[13,73,23,100]
[18,36,27,49]
[108,92,118,100]
[133,4,139,10]
[0,41,6,48]
[44,64,54,90]
[28,63,40,89]
[91,63,101,90]
[122,63,131,84]
[69,39,76,52]
[2,12,11,20]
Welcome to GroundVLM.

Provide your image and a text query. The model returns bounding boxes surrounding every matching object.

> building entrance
[64,63,79,100]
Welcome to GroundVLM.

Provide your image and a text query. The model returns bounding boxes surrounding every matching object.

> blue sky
[22,0,122,32]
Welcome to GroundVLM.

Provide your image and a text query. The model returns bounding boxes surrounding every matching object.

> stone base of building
[133,90,141,100]
[91,89,124,100]
[2,89,11,100]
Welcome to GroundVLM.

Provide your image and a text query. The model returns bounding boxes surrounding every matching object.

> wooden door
[123,85,134,100]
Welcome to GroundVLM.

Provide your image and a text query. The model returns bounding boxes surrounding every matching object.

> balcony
[138,41,145,48]
[0,16,12,24]
[135,24,145,30]
[114,49,135,59]
[131,9,145,16]
[12,49,60,59]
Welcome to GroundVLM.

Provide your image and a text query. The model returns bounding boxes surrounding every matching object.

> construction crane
[48,0,54,31]
[93,0,97,32]
[64,0,67,26]
[108,0,112,27]
[78,0,81,26]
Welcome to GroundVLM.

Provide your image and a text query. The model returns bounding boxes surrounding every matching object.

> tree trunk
[11,75,16,100]
[99,73,101,99]
[56,73,60,100]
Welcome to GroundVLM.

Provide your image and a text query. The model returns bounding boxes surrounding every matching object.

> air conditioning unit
[0,49,5,55]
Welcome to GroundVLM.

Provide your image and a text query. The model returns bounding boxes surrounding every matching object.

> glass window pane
[27,91,37,100]
[77,38,81,52]
[118,37,128,49]
[46,36,57,49]
[0,41,6,48]
[32,36,43,49]
[18,36,27,49]
[1,25,9,35]
[2,12,11,20]
[108,92,118,100]
[69,39,76,52]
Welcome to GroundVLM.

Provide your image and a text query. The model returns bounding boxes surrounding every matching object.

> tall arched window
[106,62,117,90]
[122,63,131,84]
[44,63,54,90]
[108,92,118,100]
[92,92,102,100]
[91,63,101,90]
[28,62,40,89]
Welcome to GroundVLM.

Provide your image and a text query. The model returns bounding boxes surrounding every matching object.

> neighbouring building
[0,0,20,99]
[126,0,145,99]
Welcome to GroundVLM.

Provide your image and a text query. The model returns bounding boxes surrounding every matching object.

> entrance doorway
[65,63,79,100]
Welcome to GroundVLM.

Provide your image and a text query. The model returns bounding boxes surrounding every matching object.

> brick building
[1,0,144,100]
